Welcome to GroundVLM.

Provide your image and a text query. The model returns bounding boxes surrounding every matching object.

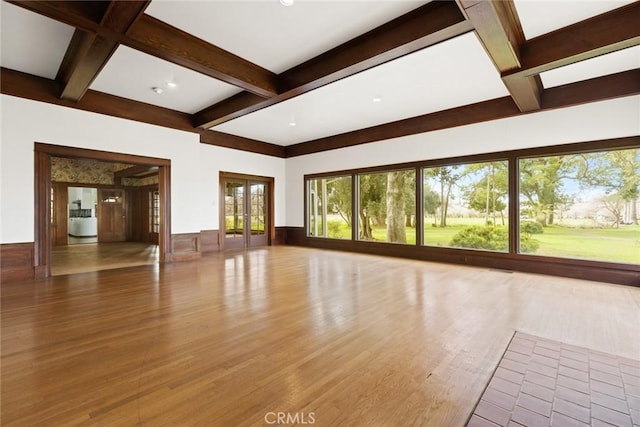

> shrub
[450,226,508,251]
[327,221,343,238]
[521,221,544,235]
[519,237,540,253]
[450,225,539,253]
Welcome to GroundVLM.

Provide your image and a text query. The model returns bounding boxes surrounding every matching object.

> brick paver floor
[467,332,640,427]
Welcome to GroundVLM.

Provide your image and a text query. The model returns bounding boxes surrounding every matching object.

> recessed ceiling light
[166,82,177,89]
[280,0,294,6]
[372,97,382,103]
[151,87,163,94]
[289,121,297,127]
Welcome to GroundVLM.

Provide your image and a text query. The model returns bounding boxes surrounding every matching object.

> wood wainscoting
[170,233,201,262]
[274,227,288,245]
[200,230,220,253]
[0,243,35,283]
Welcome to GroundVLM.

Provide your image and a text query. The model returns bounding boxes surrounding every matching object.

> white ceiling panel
[0,1,74,79]
[212,33,509,145]
[90,46,242,114]
[540,46,640,88]
[514,0,635,40]
[146,0,428,73]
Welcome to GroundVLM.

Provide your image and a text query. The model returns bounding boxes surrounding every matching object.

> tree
[463,162,508,225]
[358,173,386,239]
[326,176,353,227]
[519,156,579,226]
[581,149,639,225]
[425,166,459,227]
[423,187,441,226]
[386,171,407,243]
[600,193,625,228]
[404,172,416,227]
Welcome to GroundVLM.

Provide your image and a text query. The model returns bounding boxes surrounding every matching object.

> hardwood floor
[51,242,159,276]
[2,247,639,426]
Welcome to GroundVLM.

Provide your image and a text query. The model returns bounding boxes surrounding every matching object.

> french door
[222,175,271,249]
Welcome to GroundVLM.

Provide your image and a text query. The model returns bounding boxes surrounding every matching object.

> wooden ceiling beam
[56,32,119,102]
[3,66,636,160]
[8,1,279,97]
[458,0,541,112]
[504,2,640,80]
[200,131,286,158]
[0,67,287,158]
[285,69,640,157]
[7,1,109,33]
[2,67,195,132]
[125,15,278,97]
[194,1,473,129]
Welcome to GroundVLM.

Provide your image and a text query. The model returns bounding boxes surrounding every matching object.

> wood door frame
[219,172,274,250]
[34,143,171,278]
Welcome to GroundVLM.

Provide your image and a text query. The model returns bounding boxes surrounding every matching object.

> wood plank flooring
[2,247,639,426]
[51,242,159,276]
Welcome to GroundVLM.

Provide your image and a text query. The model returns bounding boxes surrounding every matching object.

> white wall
[0,95,285,243]
[198,144,286,230]
[285,96,640,227]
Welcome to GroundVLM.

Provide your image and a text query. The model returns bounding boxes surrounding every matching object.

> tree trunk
[386,172,406,243]
[441,181,453,227]
[359,210,373,240]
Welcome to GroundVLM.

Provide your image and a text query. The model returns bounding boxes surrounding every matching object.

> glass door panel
[224,180,245,249]
[249,182,268,246]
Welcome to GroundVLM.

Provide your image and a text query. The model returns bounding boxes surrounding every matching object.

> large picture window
[357,169,416,244]
[304,138,639,279]
[423,161,509,252]
[519,148,639,264]
[308,176,352,239]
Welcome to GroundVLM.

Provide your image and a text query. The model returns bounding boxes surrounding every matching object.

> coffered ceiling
[1,0,638,157]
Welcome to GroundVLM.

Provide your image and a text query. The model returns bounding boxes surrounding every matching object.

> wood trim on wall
[0,243,35,284]
[52,182,69,246]
[170,233,201,262]
[34,149,51,279]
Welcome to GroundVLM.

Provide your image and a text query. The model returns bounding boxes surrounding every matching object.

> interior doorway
[220,172,274,250]
[68,187,98,244]
[34,143,171,278]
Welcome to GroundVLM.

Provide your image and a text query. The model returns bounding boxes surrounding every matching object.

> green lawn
[533,225,640,264]
[320,218,640,264]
